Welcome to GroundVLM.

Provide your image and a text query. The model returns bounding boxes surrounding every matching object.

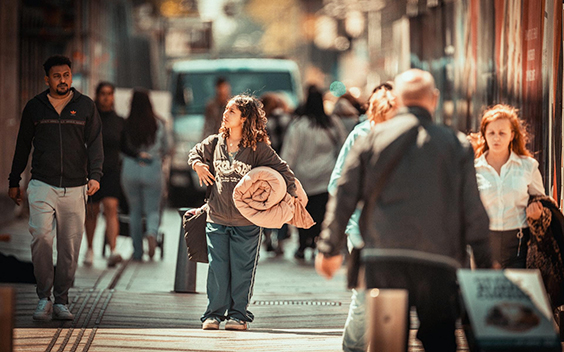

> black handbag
[183,205,209,263]
[182,136,219,263]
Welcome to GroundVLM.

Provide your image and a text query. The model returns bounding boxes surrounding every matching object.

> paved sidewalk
[1,208,468,351]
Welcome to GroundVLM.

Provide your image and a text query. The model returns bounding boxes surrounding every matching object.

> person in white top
[470,104,544,268]
[281,85,347,261]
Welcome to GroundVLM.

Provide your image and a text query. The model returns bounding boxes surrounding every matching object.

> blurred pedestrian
[121,89,172,261]
[327,82,396,352]
[189,94,298,331]
[316,69,492,352]
[202,77,231,139]
[281,85,347,261]
[332,92,361,135]
[8,55,103,321]
[84,82,124,268]
[261,92,291,154]
[260,92,292,254]
[469,104,545,268]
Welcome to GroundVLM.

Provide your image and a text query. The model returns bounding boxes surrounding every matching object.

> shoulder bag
[183,136,219,263]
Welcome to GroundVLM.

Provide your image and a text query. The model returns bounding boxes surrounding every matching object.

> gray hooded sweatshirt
[188,134,297,227]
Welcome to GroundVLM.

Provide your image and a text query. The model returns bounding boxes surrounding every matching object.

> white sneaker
[84,248,94,266]
[32,298,52,321]
[53,304,74,320]
[225,318,248,331]
[202,317,220,330]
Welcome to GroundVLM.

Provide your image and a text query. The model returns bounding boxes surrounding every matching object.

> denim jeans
[342,288,366,352]
[121,159,163,260]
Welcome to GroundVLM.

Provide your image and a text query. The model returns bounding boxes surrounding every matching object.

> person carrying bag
[188,94,298,331]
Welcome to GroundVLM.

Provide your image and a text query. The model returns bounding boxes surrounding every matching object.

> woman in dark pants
[471,104,544,268]
[281,85,346,260]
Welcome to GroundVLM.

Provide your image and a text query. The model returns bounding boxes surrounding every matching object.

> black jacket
[527,195,564,308]
[317,106,492,268]
[98,110,125,173]
[9,88,104,188]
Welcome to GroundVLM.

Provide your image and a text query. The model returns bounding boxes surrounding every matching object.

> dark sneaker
[107,253,123,268]
[148,236,157,259]
[225,318,247,331]
[202,317,220,330]
[32,298,52,321]
[52,304,74,320]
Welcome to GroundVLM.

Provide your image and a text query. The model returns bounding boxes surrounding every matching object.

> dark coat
[317,106,492,268]
[527,195,564,309]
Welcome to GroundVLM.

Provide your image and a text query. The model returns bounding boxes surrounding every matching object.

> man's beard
[57,85,69,95]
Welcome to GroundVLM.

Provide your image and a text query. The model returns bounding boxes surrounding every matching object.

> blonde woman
[471,104,544,268]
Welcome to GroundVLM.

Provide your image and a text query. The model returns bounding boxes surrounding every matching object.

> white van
[168,58,303,204]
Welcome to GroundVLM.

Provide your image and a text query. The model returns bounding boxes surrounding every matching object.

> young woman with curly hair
[470,104,545,268]
[188,94,298,331]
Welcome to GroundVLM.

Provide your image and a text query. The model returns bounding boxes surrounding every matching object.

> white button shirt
[475,151,545,231]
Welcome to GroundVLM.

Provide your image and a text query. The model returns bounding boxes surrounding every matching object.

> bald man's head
[394,69,439,114]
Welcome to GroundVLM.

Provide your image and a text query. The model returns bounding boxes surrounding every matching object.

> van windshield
[173,71,294,115]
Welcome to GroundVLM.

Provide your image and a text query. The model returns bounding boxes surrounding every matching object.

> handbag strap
[204,136,219,202]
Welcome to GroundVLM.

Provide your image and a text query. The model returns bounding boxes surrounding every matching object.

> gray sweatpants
[27,179,87,304]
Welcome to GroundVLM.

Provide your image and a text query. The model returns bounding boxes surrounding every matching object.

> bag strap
[350,123,420,288]
[367,124,420,208]
[204,135,219,202]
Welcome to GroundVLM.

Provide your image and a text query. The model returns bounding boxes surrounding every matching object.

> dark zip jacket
[9,88,104,188]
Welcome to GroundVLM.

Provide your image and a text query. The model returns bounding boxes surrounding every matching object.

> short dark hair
[43,55,72,76]
[95,81,115,95]
[215,77,228,87]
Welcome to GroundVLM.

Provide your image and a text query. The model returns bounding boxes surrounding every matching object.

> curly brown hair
[219,94,270,151]
[469,104,532,158]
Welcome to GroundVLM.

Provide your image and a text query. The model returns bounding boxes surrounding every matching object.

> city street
[0,208,470,351]
[0,1,563,351]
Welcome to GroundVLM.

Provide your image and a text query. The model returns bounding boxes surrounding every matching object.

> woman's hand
[193,161,215,186]
[526,201,543,220]
[137,152,153,166]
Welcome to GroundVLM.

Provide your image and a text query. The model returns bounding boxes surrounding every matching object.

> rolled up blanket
[233,166,314,229]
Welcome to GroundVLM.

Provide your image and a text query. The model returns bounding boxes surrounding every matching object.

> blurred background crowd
[0,0,562,228]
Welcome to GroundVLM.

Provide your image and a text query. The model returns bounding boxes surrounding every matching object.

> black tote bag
[182,136,218,263]
[183,205,208,263]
